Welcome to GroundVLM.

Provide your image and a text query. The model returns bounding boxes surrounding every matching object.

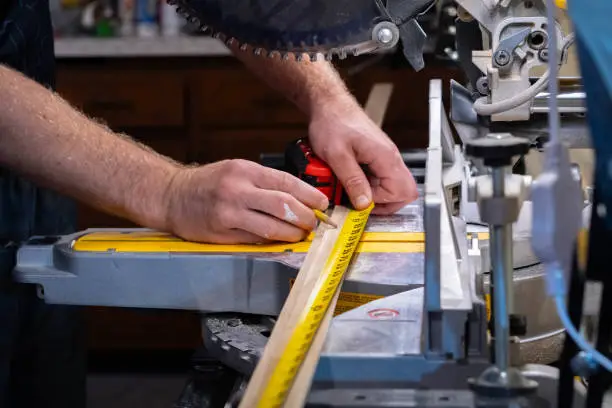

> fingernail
[356,195,370,209]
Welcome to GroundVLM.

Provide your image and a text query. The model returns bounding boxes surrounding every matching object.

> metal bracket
[493,27,531,73]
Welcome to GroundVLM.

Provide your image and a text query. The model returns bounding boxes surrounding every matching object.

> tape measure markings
[288,278,384,316]
[257,205,372,407]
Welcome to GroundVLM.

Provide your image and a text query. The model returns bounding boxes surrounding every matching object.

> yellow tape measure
[257,204,374,407]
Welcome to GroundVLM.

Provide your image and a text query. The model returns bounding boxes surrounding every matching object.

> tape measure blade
[284,280,342,406]
[260,205,373,407]
[282,207,351,406]
[237,208,350,407]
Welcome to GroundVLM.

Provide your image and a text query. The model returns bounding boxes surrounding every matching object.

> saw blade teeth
[199,24,209,33]
[253,48,263,56]
[212,32,222,39]
[225,38,235,46]
[295,53,304,62]
[324,52,333,61]
[281,52,290,61]
[239,43,248,52]
[167,1,382,66]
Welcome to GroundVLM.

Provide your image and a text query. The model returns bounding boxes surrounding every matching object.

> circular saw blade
[169,0,388,58]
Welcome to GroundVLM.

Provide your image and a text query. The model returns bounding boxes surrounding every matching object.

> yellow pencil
[313,209,338,228]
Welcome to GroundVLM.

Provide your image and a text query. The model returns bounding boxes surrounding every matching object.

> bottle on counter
[118,0,135,36]
[135,0,158,37]
[160,1,183,36]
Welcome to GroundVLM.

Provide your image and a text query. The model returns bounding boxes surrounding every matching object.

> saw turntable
[13,0,612,406]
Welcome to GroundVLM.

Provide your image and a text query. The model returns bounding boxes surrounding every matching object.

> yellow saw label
[258,204,373,407]
[289,278,383,316]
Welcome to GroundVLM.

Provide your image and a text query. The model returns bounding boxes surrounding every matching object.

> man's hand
[164,159,329,244]
[231,48,417,214]
[308,97,418,215]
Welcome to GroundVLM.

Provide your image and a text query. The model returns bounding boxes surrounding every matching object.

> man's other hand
[163,160,329,243]
[308,97,418,215]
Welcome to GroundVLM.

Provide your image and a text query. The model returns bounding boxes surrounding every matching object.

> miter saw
[11,0,612,406]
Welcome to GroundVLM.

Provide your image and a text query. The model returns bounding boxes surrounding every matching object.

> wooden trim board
[284,83,395,406]
[238,206,351,407]
[238,83,394,407]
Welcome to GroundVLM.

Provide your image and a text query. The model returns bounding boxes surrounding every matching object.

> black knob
[487,314,527,337]
[509,314,528,336]
[465,134,530,167]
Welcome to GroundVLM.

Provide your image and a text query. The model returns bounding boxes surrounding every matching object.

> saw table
[13,199,558,362]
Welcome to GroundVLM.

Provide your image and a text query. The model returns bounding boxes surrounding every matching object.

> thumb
[330,151,372,210]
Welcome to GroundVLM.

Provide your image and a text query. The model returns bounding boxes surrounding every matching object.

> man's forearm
[232,47,358,116]
[0,65,181,230]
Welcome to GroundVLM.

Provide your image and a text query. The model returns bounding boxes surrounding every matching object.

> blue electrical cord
[554,295,612,372]
[548,262,612,372]
[543,0,612,374]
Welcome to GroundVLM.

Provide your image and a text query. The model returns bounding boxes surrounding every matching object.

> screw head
[494,50,511,66]
[377,27,394,44]
[539,48,549,62]
[476,77,489,95]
